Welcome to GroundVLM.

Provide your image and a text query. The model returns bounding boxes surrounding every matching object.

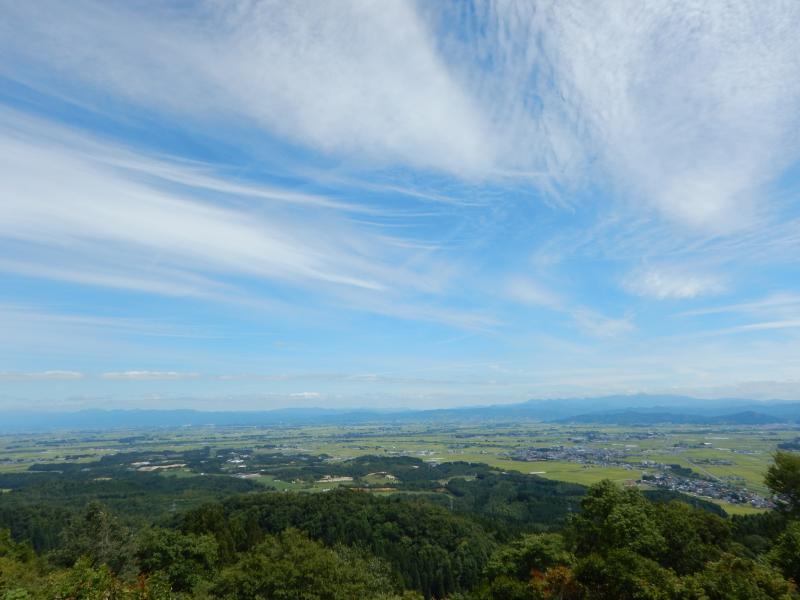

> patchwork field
[1,420,795,515]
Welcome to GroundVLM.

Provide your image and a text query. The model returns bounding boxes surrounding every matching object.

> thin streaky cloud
[100,371,200,381]
[678,294,800,318]
[623,267,726,300]
[0,371,85,381]
[1,1,799,408]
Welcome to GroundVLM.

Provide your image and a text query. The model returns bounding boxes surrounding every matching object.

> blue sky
[1,1,800,410]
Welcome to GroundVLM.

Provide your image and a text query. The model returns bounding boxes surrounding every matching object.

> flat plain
[1,420,795,515]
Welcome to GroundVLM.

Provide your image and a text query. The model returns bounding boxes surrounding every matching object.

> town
[510,441,774,508]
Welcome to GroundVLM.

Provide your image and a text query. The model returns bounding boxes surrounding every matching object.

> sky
[1,0,800,411]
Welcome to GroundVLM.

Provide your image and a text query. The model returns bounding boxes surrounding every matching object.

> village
[511,443,774,508]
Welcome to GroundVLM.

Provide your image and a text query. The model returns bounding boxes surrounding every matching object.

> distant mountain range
[554,409,786,426]
[1,394,799,432]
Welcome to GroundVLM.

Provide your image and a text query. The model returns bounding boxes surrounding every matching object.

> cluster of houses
[512,444,773,508]
[641,472,773,508]
[511,444,628,465]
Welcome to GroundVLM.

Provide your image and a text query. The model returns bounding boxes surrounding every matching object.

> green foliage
[568,480,666,560]
[52,501,134,575]
[731,509,788,554]
[445,471,583,529]
[567,480,732,576]
[769,521,800,584]
[655,500,729,574]
[0,528,40,598]
[44,557,174,600]
[0,558,38,598]
[527,480,798,600]
[685,554,796,600]
[211,528,399,600]
[0,504,71,554]
[642,490,727,517]
[136,528,218,592]
[766,452,800,517]
[485,533,573,580]
[46,558,126,600]
[481,575,536,600]
[572,549,681,600]
[0,466,258,550]
[182,489,496,597]
[1,449,800,599]
[0,529,33,563]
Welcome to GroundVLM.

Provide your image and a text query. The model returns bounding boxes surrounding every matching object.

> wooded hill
[1,451,800,598]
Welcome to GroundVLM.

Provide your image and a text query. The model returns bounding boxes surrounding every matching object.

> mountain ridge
[2,394,800,432]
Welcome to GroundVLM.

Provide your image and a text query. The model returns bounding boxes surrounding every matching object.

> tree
[567,480,665,560]
[768,521,800,584]
[766,452,800,517]
[571,549,681,600]
[685,553,796,600]
[0,529,33,563]
[0,528,39,599]
[136,528,218,592]
[485,533,573,581]
[530,565,583,600]
[54,502,133,575]
[211,528,399,599]
[44,557,174,600]
[656,501,729,574]
[482,574,535,600]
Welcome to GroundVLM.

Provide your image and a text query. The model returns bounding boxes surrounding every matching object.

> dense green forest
[1,451,799,598]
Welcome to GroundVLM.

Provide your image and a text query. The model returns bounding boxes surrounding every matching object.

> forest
[0,447,799,599]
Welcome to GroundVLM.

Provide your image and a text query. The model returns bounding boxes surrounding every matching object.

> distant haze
[2,395,799,433]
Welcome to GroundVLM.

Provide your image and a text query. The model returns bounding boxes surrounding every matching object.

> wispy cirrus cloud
[569,309,635,339]
[690,320,800,338]
[100,371,199,381]
[0,1,492,176]
[624,267,726,300]
[4,0,799,232]
[504,277,633,338]
[0,109,494,329]
[504,278,562,310]
[0,129,387,292]
[440,2,800,232]
[679,293,800,318]
[0,371,84,381]
[2,1,800,408]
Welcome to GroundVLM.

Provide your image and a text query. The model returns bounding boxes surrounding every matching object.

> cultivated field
[1,421,795,515]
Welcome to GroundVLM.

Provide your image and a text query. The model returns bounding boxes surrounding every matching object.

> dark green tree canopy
[766,452,800,517]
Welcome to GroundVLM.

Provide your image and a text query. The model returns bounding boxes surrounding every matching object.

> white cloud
[0,133,385,291]
[700,320,800,337]
[0,110,498,329]
[100,371,200,381]
[504,277,633,337]
[3,0,798,235]
[0,371,84,381]
[288,392,322,399]
[0,1,492,176]
[547,2,798,231]
[2,1,800,408]
[504,278,563,310]
[569,309,634,338]
[624,267,726,300]
[679,293,800,318]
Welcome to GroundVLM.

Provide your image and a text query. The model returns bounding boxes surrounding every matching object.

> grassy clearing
[713,501,769,516]
[510,460,639,486]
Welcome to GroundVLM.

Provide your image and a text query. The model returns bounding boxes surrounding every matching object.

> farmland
[1,420,794,515]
